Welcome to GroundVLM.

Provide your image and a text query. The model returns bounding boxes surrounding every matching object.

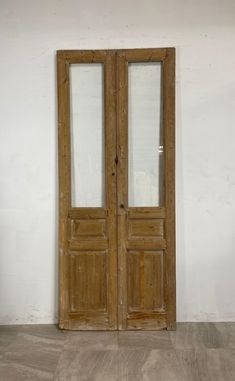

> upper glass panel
[70,64,105,207]
[128,62,163,207]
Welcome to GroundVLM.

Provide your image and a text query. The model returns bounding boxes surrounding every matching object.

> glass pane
[70,64,104,207]
[128,62,163,207]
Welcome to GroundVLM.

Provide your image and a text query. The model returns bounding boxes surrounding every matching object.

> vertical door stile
[105,50,118,328]
[116,51,128,330]
[57,52,71,329]
[163,48,176,330]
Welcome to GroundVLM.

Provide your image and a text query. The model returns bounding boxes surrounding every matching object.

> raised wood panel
[129,219,164,238]
[69,252,107,312]
[71,219,106,239]
[127,251,165,312]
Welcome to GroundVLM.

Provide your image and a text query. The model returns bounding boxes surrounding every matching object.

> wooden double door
[57,48,175,330]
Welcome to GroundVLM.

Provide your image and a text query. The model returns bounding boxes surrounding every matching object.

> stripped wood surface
[57,48,175,330]
[116,48,175,330]
[57,50,117,330]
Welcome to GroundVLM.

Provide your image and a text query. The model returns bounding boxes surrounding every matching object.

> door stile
[163,48,176,330]
[105,51,118,329]
[116,51,128,330]
[57,52,71,328]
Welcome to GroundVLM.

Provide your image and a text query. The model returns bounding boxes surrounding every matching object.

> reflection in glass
[70,64,104,207]
[128,62,163,207]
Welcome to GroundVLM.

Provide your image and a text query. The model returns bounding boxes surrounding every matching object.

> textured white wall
[0,0,235,324]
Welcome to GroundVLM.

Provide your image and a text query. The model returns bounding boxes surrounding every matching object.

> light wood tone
[127,207,166,219]
[116,51,128,330]
[127,238,166,251]
[57,51,70,329]
[57,50,109,63]
[70,219,106,239]
[58,48,175,331]
[69,251,107,312]
[69,240,108,251]
[128,219,164,237]
[127,251,164,311]
[163,48,176,330]
[120,48,167,62]
[57,50,117,330]
[116,48,175,330]
[68,207,107,219]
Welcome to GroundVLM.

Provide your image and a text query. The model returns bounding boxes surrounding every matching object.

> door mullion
[116,51,128,330]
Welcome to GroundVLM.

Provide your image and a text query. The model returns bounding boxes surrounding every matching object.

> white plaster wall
[0,0,235,324]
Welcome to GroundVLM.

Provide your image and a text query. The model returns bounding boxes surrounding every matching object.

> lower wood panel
[59,207,117,330]
[127,251,164,312]
[118,206,169,330]
[69,251,107,312]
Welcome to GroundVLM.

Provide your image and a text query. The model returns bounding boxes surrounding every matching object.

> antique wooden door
[57,48,175,330]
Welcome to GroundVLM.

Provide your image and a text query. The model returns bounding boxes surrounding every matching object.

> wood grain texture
[58,48,175,331]
[118,48,167,62]
[70,219,106,239]
[116,51,128,330]
[116,48,175,330]
[128,219,164,238]
[105,50,118,329]
[57,51,71,329]
[127,251,164,311]
[117,48,175,329]
[127,207,166,219]
[57,50,117,330]
[69,252,107,312]
[163,48,176,330]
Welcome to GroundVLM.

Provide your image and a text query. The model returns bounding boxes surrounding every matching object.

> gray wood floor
[0,323,235,380]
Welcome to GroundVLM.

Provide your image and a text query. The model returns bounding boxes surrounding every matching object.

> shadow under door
[57,48,175,330]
